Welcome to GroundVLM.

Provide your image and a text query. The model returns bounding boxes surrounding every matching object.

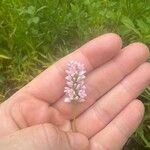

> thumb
[0,123,89,150]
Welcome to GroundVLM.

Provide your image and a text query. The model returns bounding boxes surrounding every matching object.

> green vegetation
[0,0,150,149]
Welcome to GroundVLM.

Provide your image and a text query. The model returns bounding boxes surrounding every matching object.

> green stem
[71,101,77,132]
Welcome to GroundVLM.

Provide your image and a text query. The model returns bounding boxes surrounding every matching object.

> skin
[0,33,150,150]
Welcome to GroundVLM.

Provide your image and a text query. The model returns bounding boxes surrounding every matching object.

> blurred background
[0,0,150,149]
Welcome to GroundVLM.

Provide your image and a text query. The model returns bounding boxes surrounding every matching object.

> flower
[64,60,87,103]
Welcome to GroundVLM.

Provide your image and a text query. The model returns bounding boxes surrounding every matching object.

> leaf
[36,6,47,13]
[137,127,150,148]
[137,20,149,33]
[32,17,40,24]
[121,16,135,29]
[26,6,36,15]
[84,0,90,5]
[121,16,141,37]
[0,54,11,59]
[27,17,40,25]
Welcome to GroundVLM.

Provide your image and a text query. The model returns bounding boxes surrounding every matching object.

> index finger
[20,33,122,104]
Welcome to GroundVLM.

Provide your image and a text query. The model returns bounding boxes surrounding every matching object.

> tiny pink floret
[64,61,87,103]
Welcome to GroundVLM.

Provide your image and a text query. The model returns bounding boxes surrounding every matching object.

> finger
[0,94,69,137]
[90,100,144,150]
[53,43,149,118]
[19,33,122,103]
[75,62,150,138]
[0,123,89,150]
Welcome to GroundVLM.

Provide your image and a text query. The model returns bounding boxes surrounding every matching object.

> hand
[0,33,149,150]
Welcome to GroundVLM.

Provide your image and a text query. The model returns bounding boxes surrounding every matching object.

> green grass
[0,0,150,149]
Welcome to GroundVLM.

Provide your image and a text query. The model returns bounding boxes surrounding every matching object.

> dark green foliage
[0,0,150,149]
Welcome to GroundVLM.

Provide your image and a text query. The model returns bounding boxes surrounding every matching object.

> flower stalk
[64,60,87,132]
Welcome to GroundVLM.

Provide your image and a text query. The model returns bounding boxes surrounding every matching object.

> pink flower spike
[64,61,87,103]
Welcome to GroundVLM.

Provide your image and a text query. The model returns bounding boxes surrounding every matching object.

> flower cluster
[64,61,87,103]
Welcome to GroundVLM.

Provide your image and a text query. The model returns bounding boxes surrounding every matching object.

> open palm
[0,33,150,150]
